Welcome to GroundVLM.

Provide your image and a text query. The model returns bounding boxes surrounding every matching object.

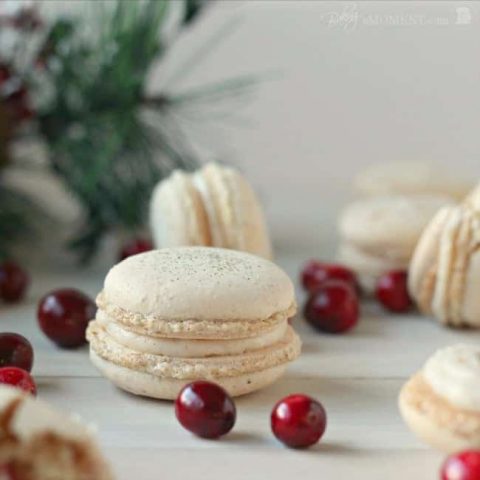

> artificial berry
[441,451,480,480]
[271,394,327,448]
[0,261,29,303]
[304,280,359,333]
[119,238,153,261]
[301,260,357,292]
[0,367,36,395]
[37,288,96,348]
[0,333,33,372]
[375,270,412,313]
[175,381,236,439]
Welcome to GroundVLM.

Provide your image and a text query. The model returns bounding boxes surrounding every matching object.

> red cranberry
[119,238,153,261]
[175,381,236,439]
[301,260,357,292]
[271,394,327,448]
[375,270,412,313]
[0,261,29,303]
[304,280,359,333]
[441,451,480,480]
[0,333,33,372]
[37,288,96,348]
[0,367,36,395]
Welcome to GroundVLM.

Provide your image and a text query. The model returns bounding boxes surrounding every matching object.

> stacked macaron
[150,162,272,259]
[337,194,453,293]
[399,344,480,453]
[87,247,301,400]
[0,385,112,479]
[408,182,480,327]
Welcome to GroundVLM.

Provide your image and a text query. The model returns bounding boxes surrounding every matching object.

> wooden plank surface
[1,252,477,479]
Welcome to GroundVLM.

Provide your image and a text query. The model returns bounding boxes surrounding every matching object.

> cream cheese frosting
[423,344,480,412]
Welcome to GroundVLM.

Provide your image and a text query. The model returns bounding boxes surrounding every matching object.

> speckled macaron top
[100,247,295,326]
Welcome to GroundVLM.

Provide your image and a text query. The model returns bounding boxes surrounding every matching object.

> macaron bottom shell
[90,351,288,400]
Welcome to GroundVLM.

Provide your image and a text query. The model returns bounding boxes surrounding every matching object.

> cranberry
[175,381,236,439]
[301,260,357,292]
[0,367,36,395]
[0,261,29,303]
[119,238,153,261]
[375,270,412,313]
[37,288,96,348]
[441,451,480,480]
[304,280,359,333]
[271,394,327,448]
[0,333,33,372]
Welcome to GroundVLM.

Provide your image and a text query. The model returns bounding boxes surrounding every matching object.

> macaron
[337,194,453,292]
[399,344,480,453]
[409,194,480,327]
[355,161,472,201]
[0,384,112,479]
[150,162,272,259]
[87,247,301,400]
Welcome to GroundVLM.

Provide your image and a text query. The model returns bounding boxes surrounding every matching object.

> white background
[10,1,480,256]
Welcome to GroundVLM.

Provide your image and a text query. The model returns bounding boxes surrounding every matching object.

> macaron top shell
[102,247,295,323]
[339,194,453,259]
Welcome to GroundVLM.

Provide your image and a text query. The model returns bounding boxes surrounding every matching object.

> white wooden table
[2,251,478,479]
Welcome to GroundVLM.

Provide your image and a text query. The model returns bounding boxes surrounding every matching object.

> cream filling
[95,311,289,358]
[423,344,480,412]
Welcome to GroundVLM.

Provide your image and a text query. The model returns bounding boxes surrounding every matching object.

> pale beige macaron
[337,194,453,292]
[87,247,301,400]
[150,162,272,259]
[0,385,113,480]
[399,344,480,453]
[355,161,472,201]
[409,184,480,327]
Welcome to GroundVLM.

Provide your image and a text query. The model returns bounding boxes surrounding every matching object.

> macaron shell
[90,351,287,399]
[408,206,453,312]
[399,373,480,453]
[339,194,453,261]
[197,163,273,259]
[150,170,211,248]
[102,247,294,323]
[355,161,472,200]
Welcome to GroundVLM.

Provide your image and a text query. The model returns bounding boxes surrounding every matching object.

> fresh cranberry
[175,381,236,439]
[441,451,480,480]
[37,288,96,348]
[0,367,36,395]
[0,261,29,303]
[0,333,33,372]
[375,270,412,313]
[304,280,359,333]
[301,260,357,292]
[119,238,153,261]
[271,394,327,448]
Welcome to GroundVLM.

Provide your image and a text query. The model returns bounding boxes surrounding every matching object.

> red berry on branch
[175,381,236,439]
[0,261,29,303]
[304,280,359,333]
[0,367,36,395]
[37,289,96,348]
[0,333,34,372]
[271,394,327,449]
[375,270,412,313]
[119,238,153,261]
